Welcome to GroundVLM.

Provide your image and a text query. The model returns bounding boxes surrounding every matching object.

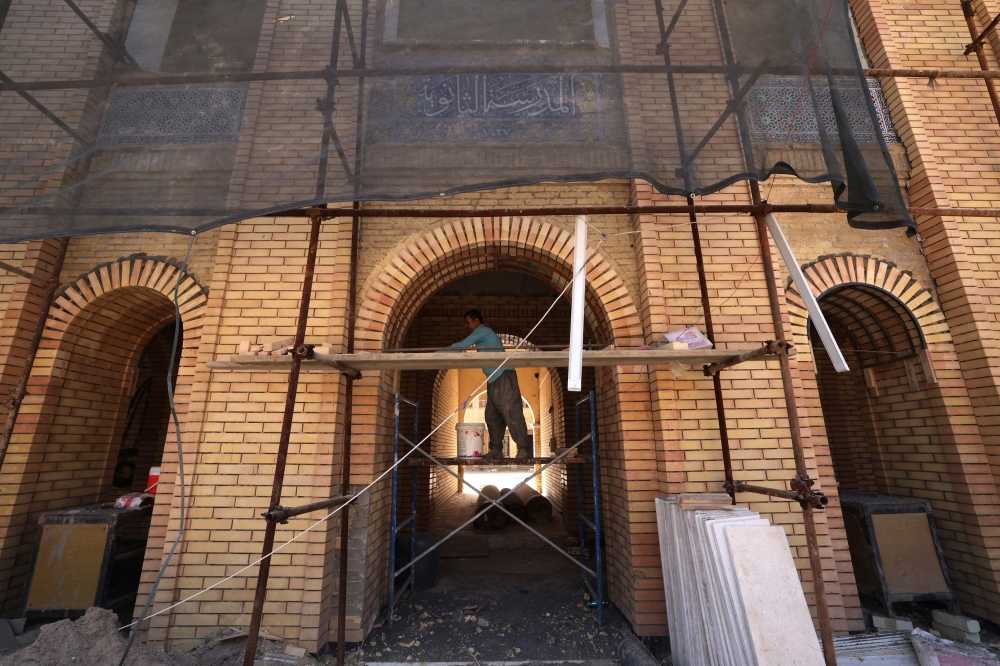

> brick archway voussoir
[356,217,643,351]
[44,258,208,338]
[785,253,949,354]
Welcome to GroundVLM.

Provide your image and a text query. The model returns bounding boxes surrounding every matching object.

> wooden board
[871,512,950,596]
[208,347,757,373]
[25,523,107,612]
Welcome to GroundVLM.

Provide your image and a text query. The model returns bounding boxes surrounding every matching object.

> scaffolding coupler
[296,344,361,379]
[726,475,828,510]
[262,495,355,524]
[704,340,790,376]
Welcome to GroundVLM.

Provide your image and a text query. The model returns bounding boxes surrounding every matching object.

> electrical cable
[119,234,197,666]
[120,225,605,632]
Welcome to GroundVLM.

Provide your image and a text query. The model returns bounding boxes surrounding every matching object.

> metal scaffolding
[2,2,1000,666]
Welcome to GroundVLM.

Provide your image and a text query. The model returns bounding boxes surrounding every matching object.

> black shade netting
[0,0,912,242]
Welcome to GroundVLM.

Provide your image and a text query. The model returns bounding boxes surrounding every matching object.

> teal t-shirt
[447,325,509,383]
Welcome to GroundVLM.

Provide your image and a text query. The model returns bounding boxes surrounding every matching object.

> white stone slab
[706,515,769,664]
[724,525,825,666]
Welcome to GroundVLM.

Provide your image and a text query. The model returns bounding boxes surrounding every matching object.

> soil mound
[0,608,199,666]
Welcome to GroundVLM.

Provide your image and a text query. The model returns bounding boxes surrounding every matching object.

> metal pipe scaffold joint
[703,340,789,376]
[262,495,355,524]
[727,478,829,510]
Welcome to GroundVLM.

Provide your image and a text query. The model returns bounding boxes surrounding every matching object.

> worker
[447,309,533,460]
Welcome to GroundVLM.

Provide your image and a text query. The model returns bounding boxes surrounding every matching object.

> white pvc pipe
[765,213,849,372]
[568,215,587,391]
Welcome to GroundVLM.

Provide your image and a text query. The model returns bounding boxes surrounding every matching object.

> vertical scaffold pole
[575,392,603,624]
[588,390,603,625]
[687,196,735,501]
[575,401,586,576]
[410,402,418,595]
[388,395,401,627]
[336,204,363,666]
[750,180,837,666]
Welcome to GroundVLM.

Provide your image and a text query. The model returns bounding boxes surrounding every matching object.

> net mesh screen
[0,0,912,242]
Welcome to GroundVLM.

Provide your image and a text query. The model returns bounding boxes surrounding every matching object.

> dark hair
[464,309,484,323]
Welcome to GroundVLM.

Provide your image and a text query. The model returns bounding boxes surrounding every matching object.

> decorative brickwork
[784,253,949,357]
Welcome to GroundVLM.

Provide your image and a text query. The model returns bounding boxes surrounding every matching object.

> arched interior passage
[810,283,924,496]
[395,271,587,536]
[0,284,185,617]
[354,217,648,640]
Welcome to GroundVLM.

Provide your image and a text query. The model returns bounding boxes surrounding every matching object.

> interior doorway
[111,322,182,495]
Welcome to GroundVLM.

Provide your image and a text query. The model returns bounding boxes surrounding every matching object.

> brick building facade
[2,0,1000,655]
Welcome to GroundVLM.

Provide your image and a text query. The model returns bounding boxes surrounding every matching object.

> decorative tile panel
[365,73,625,144]
[97,86,248,145]
[746,78,898,144]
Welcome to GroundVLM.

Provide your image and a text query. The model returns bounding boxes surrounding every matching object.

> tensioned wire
[120,225,605,633]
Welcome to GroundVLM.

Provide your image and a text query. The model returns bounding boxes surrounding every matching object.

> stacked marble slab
[655,497,825,666]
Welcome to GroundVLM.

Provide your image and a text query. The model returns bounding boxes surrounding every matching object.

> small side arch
[45,256,208,337]
[785,253,949,364]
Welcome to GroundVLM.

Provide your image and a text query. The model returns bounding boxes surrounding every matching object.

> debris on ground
[0,610,324,666]
[0,608,197,666]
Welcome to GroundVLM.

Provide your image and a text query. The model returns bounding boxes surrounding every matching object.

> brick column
[855,0,1000,619]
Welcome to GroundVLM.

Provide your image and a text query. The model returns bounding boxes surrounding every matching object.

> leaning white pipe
[568,215,587,391]
[765,213,849,372]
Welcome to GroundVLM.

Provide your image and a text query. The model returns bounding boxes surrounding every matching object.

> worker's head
[464,309,484,331]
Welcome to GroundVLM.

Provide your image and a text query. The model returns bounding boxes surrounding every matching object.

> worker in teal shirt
[447,309,533,460]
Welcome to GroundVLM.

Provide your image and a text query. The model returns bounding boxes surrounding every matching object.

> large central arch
[347,216,657,640]
[355,216,643,352]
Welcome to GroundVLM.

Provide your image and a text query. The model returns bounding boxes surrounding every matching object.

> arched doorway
[0,259,206,617]
[350,216,652,640]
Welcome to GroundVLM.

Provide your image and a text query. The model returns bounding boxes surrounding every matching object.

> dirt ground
[0,549,638,666]
[356,549,633,663]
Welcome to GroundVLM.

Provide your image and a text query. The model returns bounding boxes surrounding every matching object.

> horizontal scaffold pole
[4,66,1000,92]
[208,348,769,373]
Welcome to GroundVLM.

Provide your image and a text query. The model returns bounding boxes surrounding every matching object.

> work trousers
[485,370,532,455]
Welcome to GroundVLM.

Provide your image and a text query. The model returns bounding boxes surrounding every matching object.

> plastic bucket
[146,466,161,494]
[456,423,485,457]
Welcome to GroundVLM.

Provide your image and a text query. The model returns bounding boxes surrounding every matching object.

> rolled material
[617,634,660,666]
[500,488,526,521]
[514,485,552,524]
[474,485,508,530]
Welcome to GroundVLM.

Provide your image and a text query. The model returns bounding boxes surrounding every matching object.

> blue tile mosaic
[98,86,248,145]
[746,77,898,144]
[366,73,625,144]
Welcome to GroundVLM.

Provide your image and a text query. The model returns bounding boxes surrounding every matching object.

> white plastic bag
[665,327,713,349]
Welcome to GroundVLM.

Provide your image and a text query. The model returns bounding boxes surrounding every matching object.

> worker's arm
[442,327,490,352]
